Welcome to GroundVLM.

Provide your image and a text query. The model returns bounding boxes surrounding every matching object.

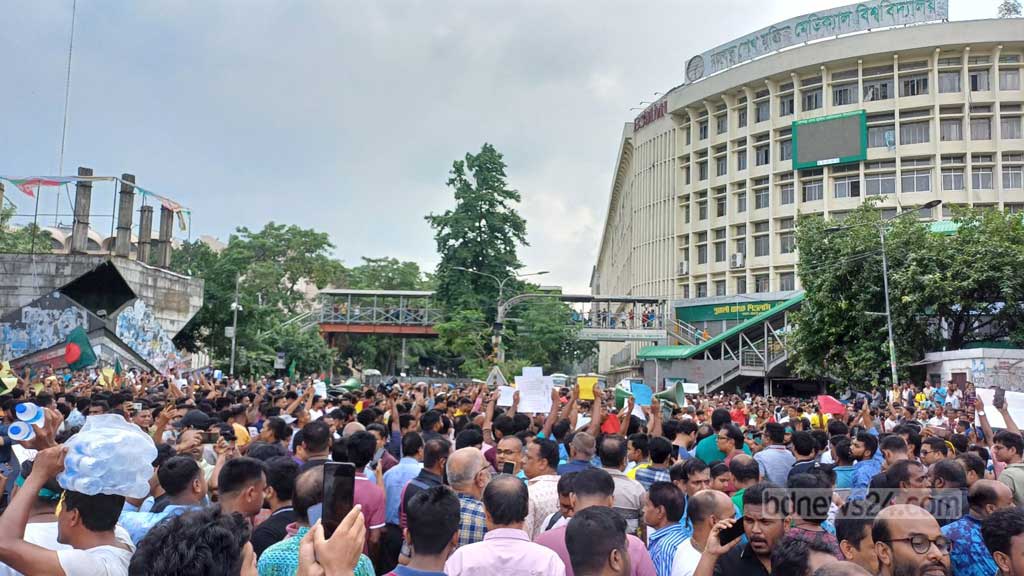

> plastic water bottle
[57,413,157,499]
[15,403,44,425]
[8,421,35,442]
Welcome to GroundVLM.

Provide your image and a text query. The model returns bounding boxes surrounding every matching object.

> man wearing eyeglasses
[872,504,951,576]
[446,448,493,548]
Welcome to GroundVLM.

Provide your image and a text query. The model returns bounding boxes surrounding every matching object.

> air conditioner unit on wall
[678,261,689,276]
[730,253,745,268]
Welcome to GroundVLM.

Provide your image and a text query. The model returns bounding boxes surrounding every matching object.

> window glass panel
[1000,69,1021,91]
[1002,116,1023,139]
[940,118,962,141]
[972,168,993,189]
[938,71,961,93]
[900,121,930,145]
[802,180,823,202]
[901,169,931,193]
[971,117,991,140]
[970,70,990,91]
[941,169,964,191]
[865,173,896,196]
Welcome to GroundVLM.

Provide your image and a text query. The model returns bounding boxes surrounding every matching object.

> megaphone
[655,383,687,408]
[341,377,362,391]
[614,381,634,410]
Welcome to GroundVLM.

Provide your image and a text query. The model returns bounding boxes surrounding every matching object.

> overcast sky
[1,0,1002,293]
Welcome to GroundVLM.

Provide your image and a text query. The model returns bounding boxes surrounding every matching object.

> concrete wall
[642,357,737,391]
[921,348,1024,392]
[0,254,203,338]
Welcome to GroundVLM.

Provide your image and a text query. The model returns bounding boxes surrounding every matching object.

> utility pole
[230,274,240,376]
[879,226,899,388]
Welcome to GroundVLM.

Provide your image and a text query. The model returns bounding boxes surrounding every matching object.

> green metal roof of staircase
[638,292,806,360]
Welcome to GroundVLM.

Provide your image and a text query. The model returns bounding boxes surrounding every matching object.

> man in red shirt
[730,401,748,427]
[347,431,388,559]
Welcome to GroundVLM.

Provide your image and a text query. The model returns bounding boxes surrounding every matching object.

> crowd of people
[0,370,1022,576]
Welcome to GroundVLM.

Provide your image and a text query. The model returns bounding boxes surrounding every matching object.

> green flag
[114,358,123,376]
[287,359,297,379]
[64,327,97,371]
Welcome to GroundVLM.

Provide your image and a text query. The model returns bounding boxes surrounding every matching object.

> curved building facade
[593,18,1024,373]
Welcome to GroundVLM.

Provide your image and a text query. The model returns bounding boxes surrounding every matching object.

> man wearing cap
[174,410,217,481]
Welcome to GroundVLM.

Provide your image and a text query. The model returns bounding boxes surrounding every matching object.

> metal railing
[319,304,443,326]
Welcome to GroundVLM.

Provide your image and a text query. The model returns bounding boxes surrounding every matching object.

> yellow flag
[32,382,44,395]
[101,367,116,388]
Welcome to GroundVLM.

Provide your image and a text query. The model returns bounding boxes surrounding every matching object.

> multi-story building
[593,14,1024,374]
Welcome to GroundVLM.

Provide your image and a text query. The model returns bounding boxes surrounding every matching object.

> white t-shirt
[0,524,133,576]
[671,538,702,576]
[57,532,134,576]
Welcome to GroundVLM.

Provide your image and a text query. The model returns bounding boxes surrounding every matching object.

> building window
[1000,69,1021,91]
[941,169,964,191]
[714,280,727,296]
[972,167,993,189]
[736,277,747,294]
[736,150,747,171]
[716,195,727,217]
[736,191,747,213]
[779,232,796,254]
[738,108,748,128]
[939,71,961,93]
[717,114,728,134]
[697,244,708,265]
[779,139,792,161]
[940,118,963,141]
[779,272,796,291]
[715,241,727,262]
[751,186,768,210]
[834,175,861,198]
[899,121,930,145]
[802,88,822,111]
[868,125,896,148]
[755,100,770,123]
[779,95,794,117]
[716,156,728,176]
[900,74,929,96]
[753,230,770,257]
[755,274,770,293]
[971,117,992,140]
[755,146,770,166]
[863,78,893,101]
[698,200,708,220]
[699,121,708,140]
[970,70,990,91]
[696,282,707,298]
[1002,116,1023,139]
[682,285,690,299]
[865,172,896,195]
[901,169,931,193]
[699,161,708,180]
[779,183,795,205]
[735,237,747,256]
[802,180,823,202]
[1003,165,1024,189]
[833,83,857,106]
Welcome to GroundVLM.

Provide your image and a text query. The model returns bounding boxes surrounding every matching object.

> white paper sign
[497,386,516,407]
[314,380,327,398]
[518,375,554,414]
[522,366,543,378]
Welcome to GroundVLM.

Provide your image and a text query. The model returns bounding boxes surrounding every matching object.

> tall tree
[998,0,1022,17]
[426,143,528,320]
[0,204,50,254]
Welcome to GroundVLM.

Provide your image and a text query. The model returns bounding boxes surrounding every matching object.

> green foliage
[435,309,490,371]
[0,204,51,254]
[506,297,597,373]
[426,143,528,319]
[792,203,1024,385]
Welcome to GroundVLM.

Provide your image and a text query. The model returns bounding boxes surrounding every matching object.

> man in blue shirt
[118,456,206,544]
[850,431,882,499]
[381,432,424,572]
[644,482,690,576]
[557,432,597,475]
[943,479,1014,576]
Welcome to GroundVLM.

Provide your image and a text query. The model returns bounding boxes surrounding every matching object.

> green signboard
[792,109,867,171]
[676,299,783,323]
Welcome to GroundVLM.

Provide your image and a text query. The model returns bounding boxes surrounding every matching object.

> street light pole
[879,225,899,387]
[451,266,549,364]
[229,274,240,376]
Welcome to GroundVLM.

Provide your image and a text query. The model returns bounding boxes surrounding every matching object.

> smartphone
[501,462,516,475]
[994,387,1006,410]
[201,431,221,444]
[718,518,745,545]
[133,403,143,411]
[323,462,356,538]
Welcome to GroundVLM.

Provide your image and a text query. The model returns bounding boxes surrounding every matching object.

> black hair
[423,437,452,469]
[956,452,986,480]
[300,421,331,454]
[765,422,787,445]
[994,430,1024,458]
[922,436,949,457]
[262,416,290,443]
[810,430,829,453]
[628,433,650,457]
[557,472,577,497]
[709,461,729,480]
[730,456,760,483]
[931,459,966,488]
[420,410,442,433]
[129,506,251,576]
[347,431,377,469]
[482,475,529,525]
[217,457,267,495]
[152,443,176,468]
[356,407,378,427]
[835,499,876,550]
[566,507,627,576]
[949,433,969,455]
[833,438,854,465]
[855,432,878,458]
[648,481,685,522]
[534,438,561,471]
[827,419,849,438]
[983,507,1024,558]
[886,459,923,488]
[264,456,299,502]
[679,419,699,436]
[551,419,570,441]
[572,467,615,499]
[456,428,484,450]
[246,441,289,462]
[787,473,828,524]
[710,408,731,431]
[402,432,424,458]
[743,481,790,516]
[407,486,460,555]
[158,456,202,497]
[791,431,815,457]
[669,458,708,483]
[76,397,92,412]
[63,490,125,532]
[770,534,837,576]
[649,436,673,465]
[598,435,628,468]
[720,424,744,450]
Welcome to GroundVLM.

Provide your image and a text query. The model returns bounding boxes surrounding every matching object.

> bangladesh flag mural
[64,327,97,370]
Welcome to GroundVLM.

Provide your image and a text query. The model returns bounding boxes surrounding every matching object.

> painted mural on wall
[0,292,93,361]
[115,299,183,373]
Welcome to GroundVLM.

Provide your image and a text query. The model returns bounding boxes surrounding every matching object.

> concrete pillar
[0,181,5,208]
[156,205,173,268]
[114,173,135,258]
[70,167,93,254]
[138,205,154,264]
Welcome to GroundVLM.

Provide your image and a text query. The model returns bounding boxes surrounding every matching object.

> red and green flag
[64,327,97,371]
[2,177,76,198]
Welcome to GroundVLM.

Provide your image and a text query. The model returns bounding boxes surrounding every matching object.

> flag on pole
[1,177,77,198]
[287,359,297,379]
[64,327,97,371]
[817,395,847,415]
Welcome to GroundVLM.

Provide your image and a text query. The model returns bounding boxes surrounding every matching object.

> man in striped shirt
[643,482,689,576]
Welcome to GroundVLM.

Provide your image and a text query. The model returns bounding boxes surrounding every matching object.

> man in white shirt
[672,490,735,576]
[0,445,134,576]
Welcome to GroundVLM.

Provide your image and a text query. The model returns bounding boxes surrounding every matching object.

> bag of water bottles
[57,414,156,499]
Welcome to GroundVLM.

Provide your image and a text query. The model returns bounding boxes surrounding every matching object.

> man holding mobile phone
[692,482,791,576]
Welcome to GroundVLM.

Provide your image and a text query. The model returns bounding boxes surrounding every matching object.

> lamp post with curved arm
[450,266,549,363]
